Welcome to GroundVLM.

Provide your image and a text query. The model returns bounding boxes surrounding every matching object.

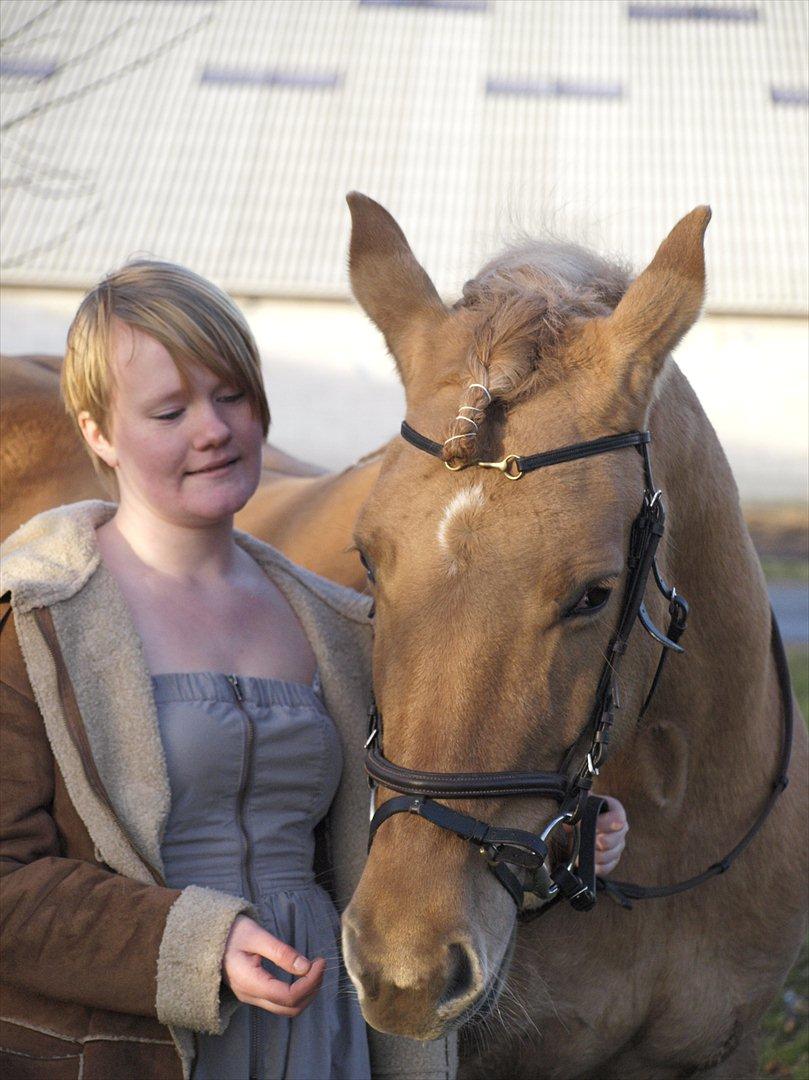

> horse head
[341,193,711,1039]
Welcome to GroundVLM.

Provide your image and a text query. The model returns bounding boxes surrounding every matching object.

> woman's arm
[0,618,250,1034]
[0,674,188,1016]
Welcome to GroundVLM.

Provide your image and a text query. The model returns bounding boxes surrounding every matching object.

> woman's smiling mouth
[186,456,241,476]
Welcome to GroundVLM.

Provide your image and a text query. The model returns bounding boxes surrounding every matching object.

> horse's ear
[347,192,446,383]
[596,206,711,406]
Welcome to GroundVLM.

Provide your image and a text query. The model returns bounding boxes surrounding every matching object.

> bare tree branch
[1,9,215,133]
[9,15,141,85]
[0,0,61,49]
[0,199,101,269]
[2,134,95,193]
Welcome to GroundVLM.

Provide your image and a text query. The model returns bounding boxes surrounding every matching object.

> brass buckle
[444,454,523,479]
[477,454,523,479]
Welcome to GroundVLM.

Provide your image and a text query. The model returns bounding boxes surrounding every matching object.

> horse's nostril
[439,942,477,1008]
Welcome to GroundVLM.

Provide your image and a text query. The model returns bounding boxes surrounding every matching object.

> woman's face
[95,320,264,526]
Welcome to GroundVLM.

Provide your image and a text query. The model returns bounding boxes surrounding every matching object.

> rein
[364,421,794,917]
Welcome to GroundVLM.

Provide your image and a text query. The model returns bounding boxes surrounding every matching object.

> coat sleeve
[0,610,252,1034]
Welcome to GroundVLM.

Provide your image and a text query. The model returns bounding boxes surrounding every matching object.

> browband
[400,420,651,476]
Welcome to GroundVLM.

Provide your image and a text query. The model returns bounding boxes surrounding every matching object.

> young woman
[0,261,627,1079]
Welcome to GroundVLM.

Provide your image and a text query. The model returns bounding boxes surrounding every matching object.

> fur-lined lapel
[49,560,173,873]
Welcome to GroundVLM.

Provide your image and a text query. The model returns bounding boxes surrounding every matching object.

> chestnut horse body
[2,194,806,1078]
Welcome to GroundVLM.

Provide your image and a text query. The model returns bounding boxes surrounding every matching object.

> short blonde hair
[62,259,270,485]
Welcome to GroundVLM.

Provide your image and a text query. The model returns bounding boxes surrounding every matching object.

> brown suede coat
[0,502,457,1080]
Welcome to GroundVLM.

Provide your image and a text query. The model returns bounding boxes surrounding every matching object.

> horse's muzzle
[342,909,489,1039]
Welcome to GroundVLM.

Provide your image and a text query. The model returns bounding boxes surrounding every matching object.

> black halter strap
[364,422,795,918]
[401,420,651,479]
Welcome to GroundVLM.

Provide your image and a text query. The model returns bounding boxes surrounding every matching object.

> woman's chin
[175,479,258,524]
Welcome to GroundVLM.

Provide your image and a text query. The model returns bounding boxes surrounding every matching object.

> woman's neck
[98,497,240,585]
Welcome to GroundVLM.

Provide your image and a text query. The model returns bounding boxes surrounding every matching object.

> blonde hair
[62,259,270,485]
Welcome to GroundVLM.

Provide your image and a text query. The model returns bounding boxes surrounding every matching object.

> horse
[339,193,808,1078]
[0,353,379,589]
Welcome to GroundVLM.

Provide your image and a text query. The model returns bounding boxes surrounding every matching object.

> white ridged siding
[1,0,806,313]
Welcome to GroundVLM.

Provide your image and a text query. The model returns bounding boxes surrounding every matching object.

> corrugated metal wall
[1,0,806,313]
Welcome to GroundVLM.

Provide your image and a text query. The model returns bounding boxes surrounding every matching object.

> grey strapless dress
[152,671,371,1080]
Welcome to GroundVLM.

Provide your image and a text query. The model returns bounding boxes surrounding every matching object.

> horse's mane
[444,240,631,464]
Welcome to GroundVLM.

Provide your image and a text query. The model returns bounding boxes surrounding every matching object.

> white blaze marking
[437,482,485,559]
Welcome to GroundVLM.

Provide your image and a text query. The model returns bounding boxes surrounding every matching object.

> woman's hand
[222,915,326,1016]
[595,795,629,876]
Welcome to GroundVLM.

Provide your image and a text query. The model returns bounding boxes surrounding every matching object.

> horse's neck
[609,362,780,836]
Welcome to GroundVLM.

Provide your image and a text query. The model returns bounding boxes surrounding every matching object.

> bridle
[364,421,794,918]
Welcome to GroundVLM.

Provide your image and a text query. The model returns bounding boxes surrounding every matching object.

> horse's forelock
[442,242,630,466]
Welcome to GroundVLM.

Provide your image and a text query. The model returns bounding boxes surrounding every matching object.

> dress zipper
[227,674,262,1080]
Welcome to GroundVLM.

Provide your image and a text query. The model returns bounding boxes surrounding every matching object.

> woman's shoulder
[234,528,374,628]
[0,500,115,614]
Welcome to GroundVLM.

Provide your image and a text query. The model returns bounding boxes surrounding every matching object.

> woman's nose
[192,403,232,449]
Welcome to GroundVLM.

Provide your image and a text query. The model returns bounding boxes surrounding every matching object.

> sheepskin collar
[1,500,373,881]
[1,500,372,622]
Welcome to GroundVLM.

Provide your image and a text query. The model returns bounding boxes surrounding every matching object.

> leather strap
[400,421,651,475]
[368,794,552,908]
[366,746,569,801]
[600,610,793,908]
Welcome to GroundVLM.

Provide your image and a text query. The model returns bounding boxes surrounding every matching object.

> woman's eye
[219,391,246,403]
[565,585,612,618]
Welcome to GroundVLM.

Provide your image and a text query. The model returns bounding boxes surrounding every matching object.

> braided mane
[443,240,631,465]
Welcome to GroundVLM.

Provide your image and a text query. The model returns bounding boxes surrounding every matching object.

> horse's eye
[566,585,611,617]
[358,550,376,585]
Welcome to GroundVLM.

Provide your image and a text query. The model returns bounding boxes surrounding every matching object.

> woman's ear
[78,411,118,469]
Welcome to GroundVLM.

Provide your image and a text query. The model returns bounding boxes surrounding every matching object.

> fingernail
[611,822,623,831]
[293,957,310,974]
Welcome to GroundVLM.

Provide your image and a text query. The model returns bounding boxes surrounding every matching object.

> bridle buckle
[445,453,523,479]
[476,454,523,480]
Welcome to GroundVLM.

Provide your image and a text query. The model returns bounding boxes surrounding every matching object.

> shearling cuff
[156,884,255,1034]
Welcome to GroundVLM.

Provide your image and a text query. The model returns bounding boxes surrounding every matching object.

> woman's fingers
[240,985,322,1017]
[230,956,326,1014]
[597,850,624,877]
[597,794,628,834]
[596,827,626,852]
[222,917,328,1013]
[234,919,314,977]
[595,795,628,875]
